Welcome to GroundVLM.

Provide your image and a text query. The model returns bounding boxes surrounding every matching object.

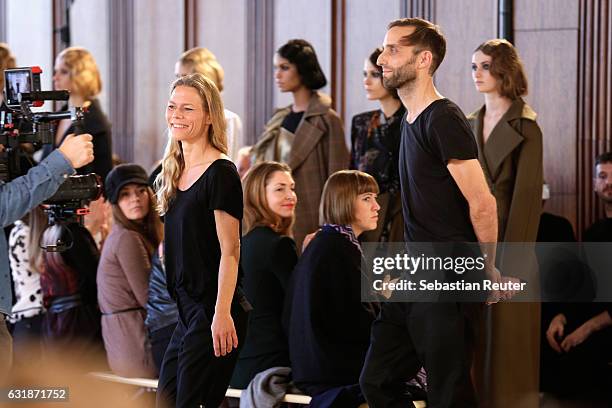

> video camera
[2,67,103,250]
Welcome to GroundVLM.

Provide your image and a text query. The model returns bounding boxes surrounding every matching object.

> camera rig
[2,66,103,251]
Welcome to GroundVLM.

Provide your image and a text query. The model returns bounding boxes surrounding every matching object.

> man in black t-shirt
[359,19,505,408]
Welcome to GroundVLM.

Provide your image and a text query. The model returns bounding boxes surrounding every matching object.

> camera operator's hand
[58,133,94,169]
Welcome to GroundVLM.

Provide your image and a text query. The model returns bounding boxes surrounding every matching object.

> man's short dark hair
[387,18,446,75]
[595,151,612,171]
[277,39,327,90]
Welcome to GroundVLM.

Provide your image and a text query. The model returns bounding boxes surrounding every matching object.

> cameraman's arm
[0,150,74,227]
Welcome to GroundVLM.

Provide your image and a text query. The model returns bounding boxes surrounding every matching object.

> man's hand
[560,323,592,352]
[546,313,566,353]
[58,133,94,169]
[485,266,502,305]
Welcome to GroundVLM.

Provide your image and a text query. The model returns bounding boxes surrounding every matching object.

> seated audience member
[540,153,612,398]
[537,183,576,243]
[97,164,162,377]
[230,162,298,389]
[8,207,47,366]
[286,170,379,405]
[40,221,102,357]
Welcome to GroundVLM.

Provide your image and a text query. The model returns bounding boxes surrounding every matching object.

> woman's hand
[211,311,238,357]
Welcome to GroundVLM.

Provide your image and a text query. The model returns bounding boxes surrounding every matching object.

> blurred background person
[468,39,543,408]
[8,207,46,367]
[97,164,162,378]
[0,43,16,106]
[251,39,348,250]
[44,46,113,180]
[40,221,102,359]
[350,47,405,243]
[230,161,298,389]
[175,47,243,161]
[286,170,379,406]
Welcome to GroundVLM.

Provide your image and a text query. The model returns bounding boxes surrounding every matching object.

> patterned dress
[350,106,405,242]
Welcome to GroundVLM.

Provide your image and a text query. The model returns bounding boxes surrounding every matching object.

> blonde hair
[243,161,294,236]
[177,47,225,92]
[319,170,379,225]
[112,186,163,256]
[56,47,102,99]
[155,73,227,215]
[0,43,16,92]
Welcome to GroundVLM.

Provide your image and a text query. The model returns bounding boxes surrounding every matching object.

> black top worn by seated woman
[286,225,376,396]
[42,99,113,180]
[230,226,298,388]
[164,159,245,307]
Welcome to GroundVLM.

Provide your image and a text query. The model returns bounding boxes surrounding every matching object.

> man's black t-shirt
[164,159,243,307]
[399,98,478,242]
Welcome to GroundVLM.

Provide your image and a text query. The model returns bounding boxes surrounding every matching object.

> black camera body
[2,67,103,248]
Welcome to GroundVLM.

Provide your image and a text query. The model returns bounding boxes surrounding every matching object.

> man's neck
[605,203,612,218]
[398,77,443,123]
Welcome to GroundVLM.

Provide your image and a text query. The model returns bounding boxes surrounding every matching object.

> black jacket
[42,99,113,180]
[286,228,375,391]
[230,226,297,388]
[145,251,179,332]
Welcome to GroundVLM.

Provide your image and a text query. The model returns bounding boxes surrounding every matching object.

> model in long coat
[252,91,348,250]
[468,97,543,408]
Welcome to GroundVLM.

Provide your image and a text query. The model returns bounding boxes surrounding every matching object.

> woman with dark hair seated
[251,39,348,250]
[230,161,298,389]
[351,47,405,243]
[286,170,379,405]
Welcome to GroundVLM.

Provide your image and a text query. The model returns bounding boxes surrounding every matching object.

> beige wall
[133,0,184,169]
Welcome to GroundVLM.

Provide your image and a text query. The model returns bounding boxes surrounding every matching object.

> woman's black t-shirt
[164,159,243,306]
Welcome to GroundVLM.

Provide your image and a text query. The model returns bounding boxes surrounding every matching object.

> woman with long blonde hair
[46,47,112,179]
[155,73,248,408]
[230,161,298,389]
[175,47,243,161]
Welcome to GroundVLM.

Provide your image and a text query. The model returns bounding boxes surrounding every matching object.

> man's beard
[383,56,417,90]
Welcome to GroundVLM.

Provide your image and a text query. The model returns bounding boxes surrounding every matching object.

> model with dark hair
[97,164,163,378]
[468,39,543,408]
[230,161,298,389]
[251,39,349,250]
[155,73,249,408]
[350,47,405,243]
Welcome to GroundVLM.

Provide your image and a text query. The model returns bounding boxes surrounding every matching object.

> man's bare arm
[448,158,501,301]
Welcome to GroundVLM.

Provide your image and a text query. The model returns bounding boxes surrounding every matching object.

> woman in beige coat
[252,39,349,249]
[468,39,543,408]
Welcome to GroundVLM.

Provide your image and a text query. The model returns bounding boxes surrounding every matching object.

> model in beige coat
[252,40,349,250]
